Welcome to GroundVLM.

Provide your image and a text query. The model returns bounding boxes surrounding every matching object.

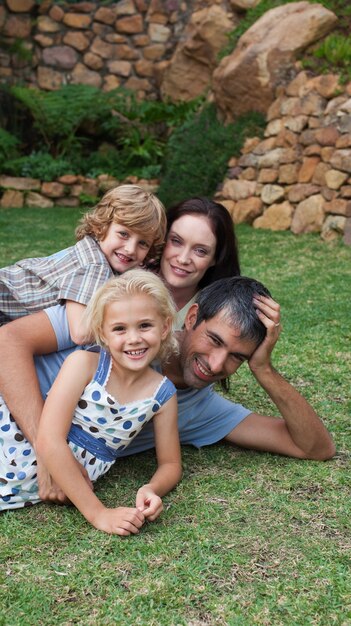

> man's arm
[0,312,58,442]
[0,312,73,502]
[225,295,336,461]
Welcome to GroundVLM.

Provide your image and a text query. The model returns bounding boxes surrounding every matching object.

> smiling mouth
[194,357,213,379]
[116,252,133,264]
[170,264,191,276]
[125,348,147,357]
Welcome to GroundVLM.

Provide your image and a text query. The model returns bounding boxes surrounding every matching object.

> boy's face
[99,222,152,273]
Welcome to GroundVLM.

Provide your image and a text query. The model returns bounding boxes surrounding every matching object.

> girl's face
[160,214,216,294]
[101,294,170,373]
[99,222,152,273]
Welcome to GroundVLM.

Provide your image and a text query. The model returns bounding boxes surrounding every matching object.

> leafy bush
[302,33,351,83]
[2,84,201,180]
[0,129,20,169]
[158,104,265,207]
[5,152,74,181]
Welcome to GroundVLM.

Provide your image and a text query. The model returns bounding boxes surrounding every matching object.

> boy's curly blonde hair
[85,269,178,362]
[75,185,166,261]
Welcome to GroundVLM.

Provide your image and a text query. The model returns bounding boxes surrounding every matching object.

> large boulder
[160,5,235,101]
[212,2,337,121]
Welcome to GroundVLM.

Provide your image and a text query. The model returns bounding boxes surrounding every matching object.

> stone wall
[0,173,158,209]
[0,0,195,96]
[0,0,242,98]
[216,71,351,244]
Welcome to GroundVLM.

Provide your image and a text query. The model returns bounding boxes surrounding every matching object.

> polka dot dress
[0,349,176,511]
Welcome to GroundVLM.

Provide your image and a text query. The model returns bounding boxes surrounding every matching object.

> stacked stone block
[217,71,351,243]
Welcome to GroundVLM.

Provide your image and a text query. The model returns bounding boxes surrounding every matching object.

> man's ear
[184,303,199,330]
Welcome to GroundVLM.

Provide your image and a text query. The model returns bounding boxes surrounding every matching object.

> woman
[152,197,240,329]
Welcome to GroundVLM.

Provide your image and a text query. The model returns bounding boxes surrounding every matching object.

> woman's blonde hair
[85,269,178,362]
[75,184,166,261]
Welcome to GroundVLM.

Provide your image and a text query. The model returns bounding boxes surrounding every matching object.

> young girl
[0,270,181,535]
[0,184,166,343]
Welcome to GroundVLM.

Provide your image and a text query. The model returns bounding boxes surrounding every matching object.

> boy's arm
[135,394,182,521]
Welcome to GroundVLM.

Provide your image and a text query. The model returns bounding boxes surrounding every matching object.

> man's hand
[36,455,94,505]
[249,294,281,374]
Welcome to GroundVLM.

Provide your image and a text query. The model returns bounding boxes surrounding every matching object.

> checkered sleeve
[57,263,113,305]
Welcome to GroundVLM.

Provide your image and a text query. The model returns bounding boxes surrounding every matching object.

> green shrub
[5,151,74,181]
[0,129,20,168]
[302,33,351,83]
[158,104,265,207]
[3,84,201,180]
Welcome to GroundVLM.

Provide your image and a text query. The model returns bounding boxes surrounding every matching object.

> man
[0,277,335,503]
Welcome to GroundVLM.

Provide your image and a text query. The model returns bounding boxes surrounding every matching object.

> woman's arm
[135,394,182,521]
[36,350,145,535]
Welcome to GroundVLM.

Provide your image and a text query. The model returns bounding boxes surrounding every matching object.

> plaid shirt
[0,236,114,322]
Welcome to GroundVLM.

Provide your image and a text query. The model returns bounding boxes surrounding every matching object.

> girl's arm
[65,301,93,345]
[36,350,145,535]
[135,394,182,521]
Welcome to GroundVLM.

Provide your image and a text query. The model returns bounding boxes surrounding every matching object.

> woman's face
[160,214,216,293]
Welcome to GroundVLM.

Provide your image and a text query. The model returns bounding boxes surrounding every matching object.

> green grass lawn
[0,206,350,626]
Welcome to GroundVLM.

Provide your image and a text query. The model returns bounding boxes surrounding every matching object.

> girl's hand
[91,507,145,535]
[136,486,163,521]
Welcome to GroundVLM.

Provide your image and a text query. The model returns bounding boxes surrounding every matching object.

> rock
[42,45,78,70]
[261,184,285,204]
[325,169,348,190]
[212,2,337,121]
[321,215,346,241]
[107,60,132,76]
[291,194,325,233]
[278,163,299,184]
[63,31,90,52]
[298,156,320,183]
[229,0,261,9]
[6,0,35,11]
[253,201,293,230]
[258,169,279,183]
[161,6,234,101]
[232,197,263,223]
[2,14,32,38]
[330,150,351,173]
[63,13,92,29]
[116,15,144,34]
[26,191,54,208]
[37,66,63,89]
[0,189,24,208]
[221,179,257,201]
[343,217,351,245]
[37,16,62,33]
[70,63,102,87]
[287,183,320,203]
[324,199,351,217]
[41,182,65,197]
[0,176,40,191]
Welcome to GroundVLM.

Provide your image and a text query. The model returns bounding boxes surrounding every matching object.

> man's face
[179,305,258,389]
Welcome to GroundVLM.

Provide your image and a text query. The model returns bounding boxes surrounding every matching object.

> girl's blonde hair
[75,184,167,261]
[85,269,178,362]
